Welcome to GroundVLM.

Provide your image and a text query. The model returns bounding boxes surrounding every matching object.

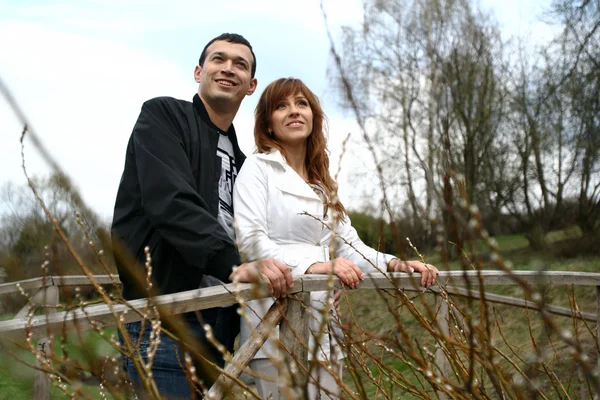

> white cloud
[5,0,364,39]
[484,0,556,48]
[0,2,364,219]
[0,0,558,221]
[0,19,195,220]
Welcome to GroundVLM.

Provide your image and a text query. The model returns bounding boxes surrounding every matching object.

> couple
[112,33,438,399]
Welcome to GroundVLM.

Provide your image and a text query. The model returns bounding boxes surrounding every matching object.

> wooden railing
[1,271,599,399]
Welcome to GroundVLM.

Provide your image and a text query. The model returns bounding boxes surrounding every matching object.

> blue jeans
[119,306,239,399]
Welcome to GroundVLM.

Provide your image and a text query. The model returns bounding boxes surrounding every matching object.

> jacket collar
[256,150,321,201]
[255,149,289,170]
[192,94,236,136]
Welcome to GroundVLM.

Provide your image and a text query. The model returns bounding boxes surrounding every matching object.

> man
[111,33,293,398]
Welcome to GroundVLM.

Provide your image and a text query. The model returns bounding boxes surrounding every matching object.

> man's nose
[221,61,234,74]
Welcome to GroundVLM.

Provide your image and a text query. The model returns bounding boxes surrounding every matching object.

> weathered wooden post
[208,299,288,398]
[279,292,310,399]
[33,284,59,400]
[435,292,450,400]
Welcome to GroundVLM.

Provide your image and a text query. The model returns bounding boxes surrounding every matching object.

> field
[0,330,119,400]
[339,227,599,398]
[0,229,598,399]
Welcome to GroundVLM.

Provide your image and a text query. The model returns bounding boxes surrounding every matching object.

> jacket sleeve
[233,158,282,261]
[233,158,316,276]
[133,98,239,282]
[332,215,396,274]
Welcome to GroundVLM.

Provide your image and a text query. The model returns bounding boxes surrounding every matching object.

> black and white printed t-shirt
[216,133,237,242]
[201,133,237,290]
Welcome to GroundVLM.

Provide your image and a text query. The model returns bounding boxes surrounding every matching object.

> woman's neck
[281,143,308,181]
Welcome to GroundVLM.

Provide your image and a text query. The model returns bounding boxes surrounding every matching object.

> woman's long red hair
[254,78,346,219]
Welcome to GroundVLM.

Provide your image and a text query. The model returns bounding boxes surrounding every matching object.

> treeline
[331,0,600,255]
[0,173,110,281]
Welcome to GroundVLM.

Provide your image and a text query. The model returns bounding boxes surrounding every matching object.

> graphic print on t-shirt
[216,134,237,241]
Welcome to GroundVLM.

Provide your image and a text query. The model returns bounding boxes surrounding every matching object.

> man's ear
[194,65,202,83]
[246,78,258,96]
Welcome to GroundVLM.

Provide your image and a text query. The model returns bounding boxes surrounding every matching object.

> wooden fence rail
[1,270,599,399]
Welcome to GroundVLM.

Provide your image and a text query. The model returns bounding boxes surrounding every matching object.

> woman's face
[269,92,314,148]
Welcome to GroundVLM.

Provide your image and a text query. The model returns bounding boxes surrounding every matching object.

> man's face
[194,40,257,111]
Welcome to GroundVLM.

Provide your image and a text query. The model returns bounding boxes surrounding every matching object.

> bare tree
[332,0,511,257]
[502,0,600,248]
[549,0,600,233]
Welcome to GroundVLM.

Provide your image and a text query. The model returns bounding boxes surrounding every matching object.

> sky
[0,0,554,223]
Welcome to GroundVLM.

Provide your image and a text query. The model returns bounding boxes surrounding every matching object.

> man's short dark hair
[199,33,257,78]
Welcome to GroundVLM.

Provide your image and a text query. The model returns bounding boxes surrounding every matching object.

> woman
[233,78,438,399]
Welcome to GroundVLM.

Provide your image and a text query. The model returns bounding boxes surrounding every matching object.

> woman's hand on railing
[387,259,439,289]
[230,259,294,298]
[306,258,364,288]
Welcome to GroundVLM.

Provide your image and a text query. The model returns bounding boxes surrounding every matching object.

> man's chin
[209,94,244,110]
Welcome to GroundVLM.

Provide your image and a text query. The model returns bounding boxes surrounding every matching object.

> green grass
[481,225,582,252]
[340,287,597,399]
[0,330,121,400]
[421,225,593,269]
[0,313,15,322]
[338,230,599,399]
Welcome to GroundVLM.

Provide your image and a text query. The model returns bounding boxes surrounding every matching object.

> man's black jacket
[112,94,245,300]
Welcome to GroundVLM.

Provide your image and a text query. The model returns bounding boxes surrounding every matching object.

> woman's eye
[276,103,286,109]
[298,100,309,106]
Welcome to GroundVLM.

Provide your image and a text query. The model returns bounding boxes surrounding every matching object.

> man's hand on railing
[387,259,439,289]
[229,259,294,298]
